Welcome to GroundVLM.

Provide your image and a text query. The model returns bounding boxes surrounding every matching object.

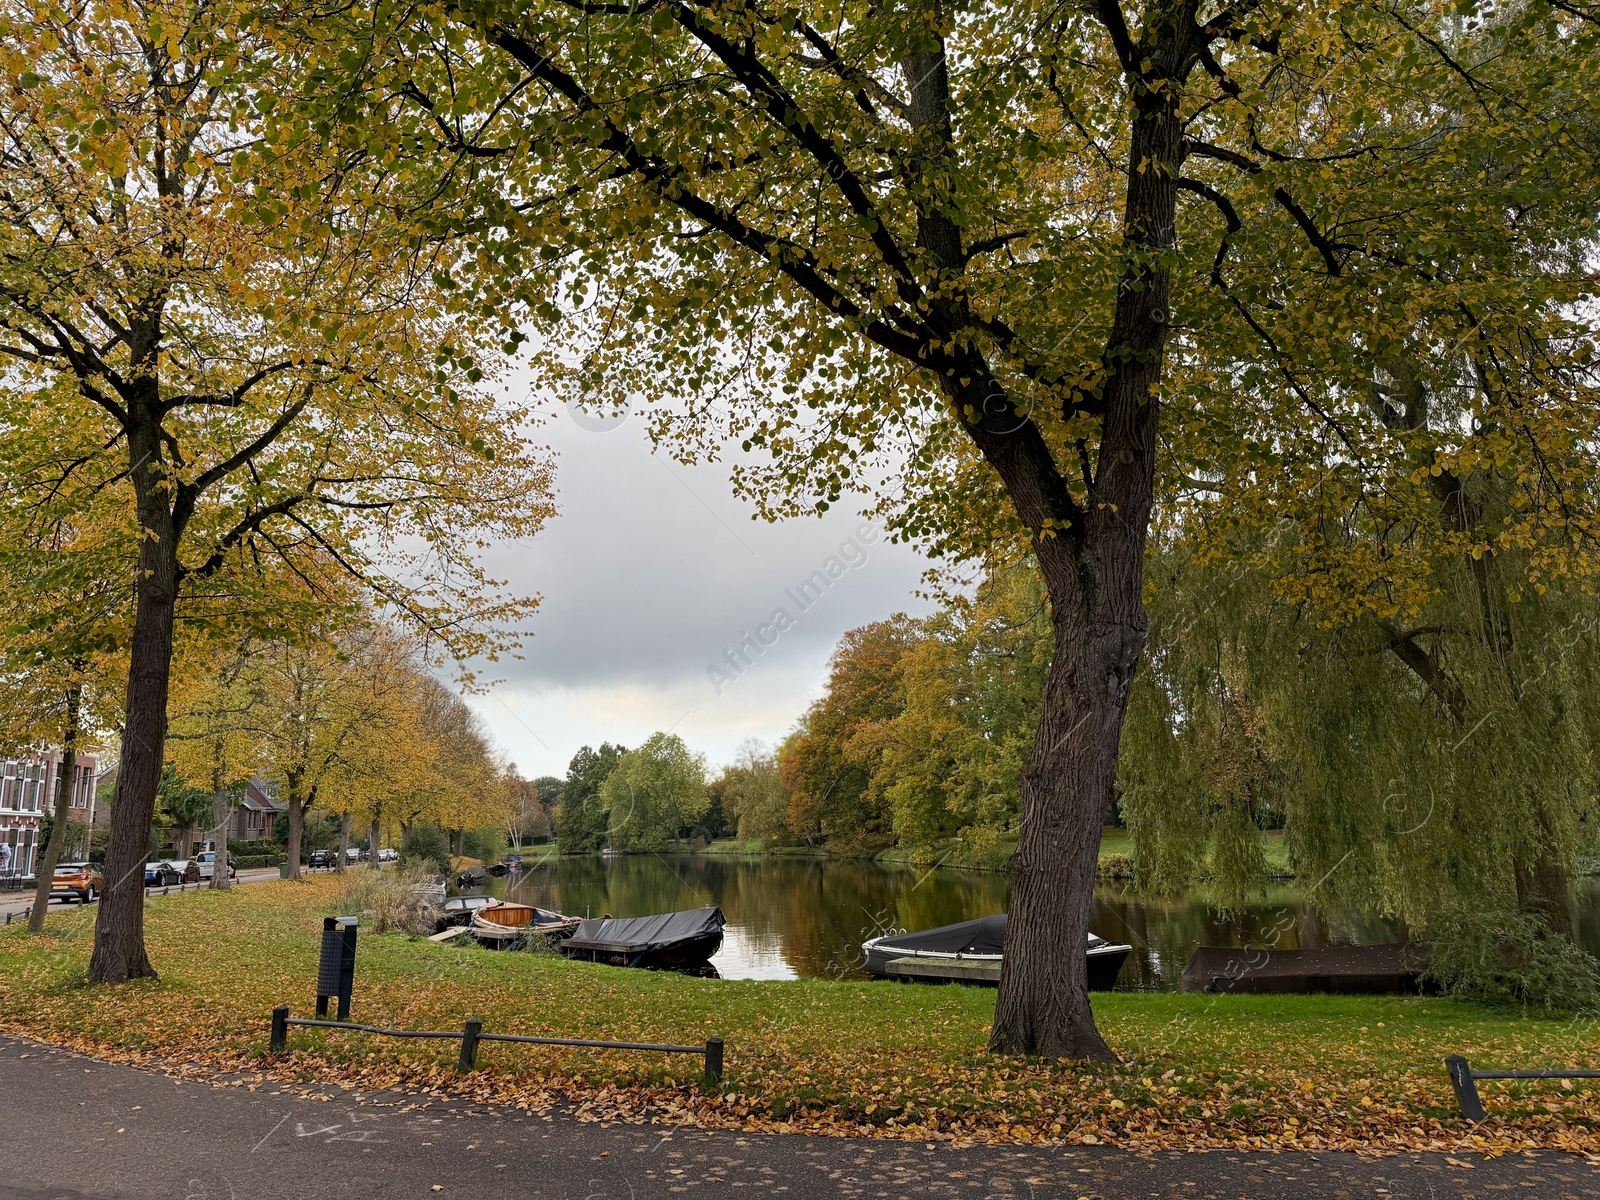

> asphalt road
[0,867,306,923]
[1,1036,1595,1200]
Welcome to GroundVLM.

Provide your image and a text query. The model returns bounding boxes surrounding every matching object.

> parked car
[377,847,398,863]
[195,851,237,880]
[308,849,335,869]
[345,847,362,863]
[50,862,102,903]
[143,860,200,886]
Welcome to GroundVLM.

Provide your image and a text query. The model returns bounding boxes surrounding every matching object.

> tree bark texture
[91,416,178,984]
[369,815,382,869]
[338,811,351,873]
[29,683,83,933]
[285,793,308,880]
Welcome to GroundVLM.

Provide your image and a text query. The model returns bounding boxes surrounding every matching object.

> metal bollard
[459,1019,482,1070]
[271,1006,289,1052]
[1445,1055,1486,1120]
[704,1037,724,1083]
[315,916,359,1019]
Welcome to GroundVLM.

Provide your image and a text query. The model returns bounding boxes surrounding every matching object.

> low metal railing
[1445,1054,1600,1119]
[269,1006,724,1081]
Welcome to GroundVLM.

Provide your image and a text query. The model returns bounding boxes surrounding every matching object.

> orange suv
[50,862,103,903]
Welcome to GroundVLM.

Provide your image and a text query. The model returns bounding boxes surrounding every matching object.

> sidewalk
[0,867,287,923]
[1,1035,1594,1199]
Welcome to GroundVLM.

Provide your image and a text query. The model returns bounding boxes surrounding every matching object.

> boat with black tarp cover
[1182,943,1430,994]
[560,905,726,969]
[862,914,1131,989]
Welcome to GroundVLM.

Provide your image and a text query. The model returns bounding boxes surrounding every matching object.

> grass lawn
[2,876,1596,1153]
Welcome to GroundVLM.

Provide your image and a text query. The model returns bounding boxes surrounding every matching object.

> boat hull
[560,930,725,969]
[862,914,1131,990]
[862,943,1129,989]
[468,902,580,947]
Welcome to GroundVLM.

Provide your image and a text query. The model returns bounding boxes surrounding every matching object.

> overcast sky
[462,391,939,780]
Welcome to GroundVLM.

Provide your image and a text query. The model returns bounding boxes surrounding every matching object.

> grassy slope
[1,877,1595,1152]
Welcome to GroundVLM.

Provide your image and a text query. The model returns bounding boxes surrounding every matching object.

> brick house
[232,776,287,842]
[0,748,99,881]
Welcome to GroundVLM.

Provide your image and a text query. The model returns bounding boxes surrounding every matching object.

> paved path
[0,868,325,923]
[1,1037,1595,1199]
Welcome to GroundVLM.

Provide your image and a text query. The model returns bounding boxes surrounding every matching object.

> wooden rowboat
[470,901,581,946]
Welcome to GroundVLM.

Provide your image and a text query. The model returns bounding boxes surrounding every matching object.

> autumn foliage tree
[266,0,1599,1054]
[0,0,553,982]
[780,618,922,854]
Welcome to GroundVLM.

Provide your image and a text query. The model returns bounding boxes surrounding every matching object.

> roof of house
[240,777,288,813]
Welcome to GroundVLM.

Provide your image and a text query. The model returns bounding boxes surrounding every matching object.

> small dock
[883,956,1001,984]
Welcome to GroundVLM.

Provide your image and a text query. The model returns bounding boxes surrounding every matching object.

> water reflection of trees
[493,855,1583,989]
[506,854,1009,980]
[1093,884,1406,990]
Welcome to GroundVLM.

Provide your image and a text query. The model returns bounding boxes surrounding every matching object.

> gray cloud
[466,404,936,776]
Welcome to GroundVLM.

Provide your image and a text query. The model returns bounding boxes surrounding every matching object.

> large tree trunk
[29,683,84,933]
[984,12,1199,1059]
[91,418,178,984]
[337,811,351,873]
[1516,807,1575,937]
[369,814,382,870]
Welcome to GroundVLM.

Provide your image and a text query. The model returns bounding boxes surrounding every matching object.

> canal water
[488,852,1600,989]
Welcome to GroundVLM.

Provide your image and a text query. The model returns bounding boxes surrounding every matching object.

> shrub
[462,827,508,865]
[1425,902,1600,1013]
[400,824,451,876]
[333,864,439,935]
[233,854,285,870]
[1097,852,1135,881]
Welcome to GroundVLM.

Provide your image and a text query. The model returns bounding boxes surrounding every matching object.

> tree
[780,618,921,853]
[155,764,214,859]
[304,0,1600,1054]
[166,641,259,891]
[712,740,790,845]
[0,1,554,981]
[384,673,509,845]
[400,823,451,875]
[1118,548,1600,1005]
[226,626,417,878]
[853,567,1054,864]
[25,683,84,931]
[600,733,709,852]
[0,442,126,928]
[556,744,627,854]
[505,771,557,846]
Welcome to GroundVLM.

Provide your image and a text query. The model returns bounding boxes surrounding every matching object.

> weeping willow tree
[1121,292,1600,1005]
[1122,543,1600,1006]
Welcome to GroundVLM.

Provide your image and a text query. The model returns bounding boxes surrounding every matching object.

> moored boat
[435,894,495,933]
[560,906,725,969]
[469,901,582,946]
[861,914,1131,989]
[1182,943,1430,995]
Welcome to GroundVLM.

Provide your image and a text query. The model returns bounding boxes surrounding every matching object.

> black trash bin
[316,916,358,1019]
